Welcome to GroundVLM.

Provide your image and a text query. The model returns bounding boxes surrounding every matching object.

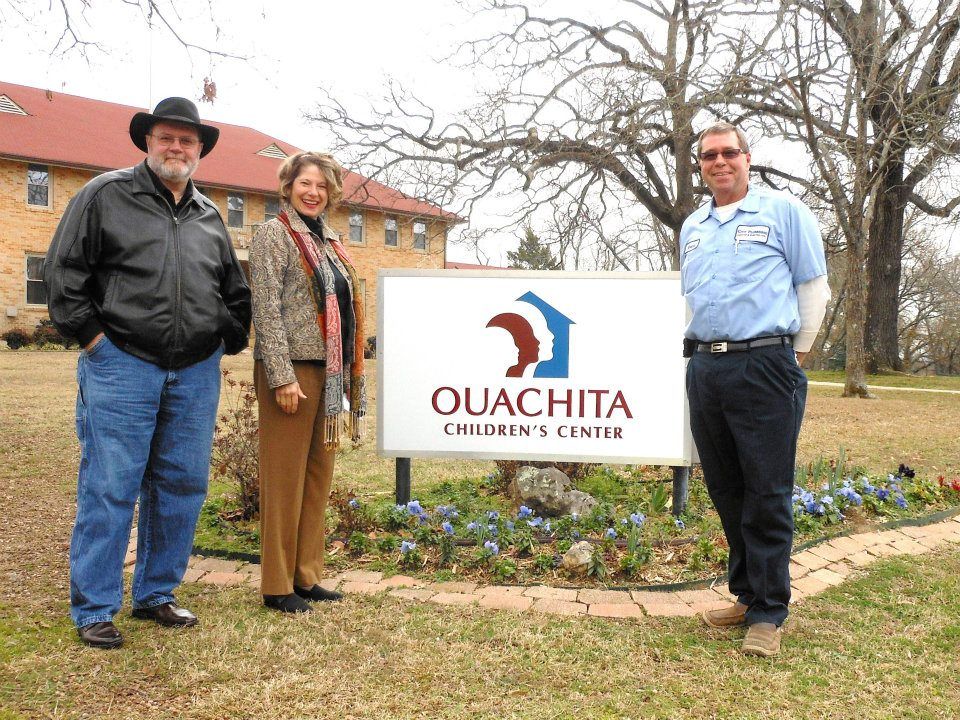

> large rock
[508,466,597,518]
[561,541,594,576]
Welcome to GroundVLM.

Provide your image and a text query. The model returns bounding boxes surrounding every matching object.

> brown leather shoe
[701,602,748,628]
[132,602,198,627]
[77,621,123,649]
[742,622,782,657]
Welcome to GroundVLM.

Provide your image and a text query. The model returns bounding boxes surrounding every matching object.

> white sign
[377,269,693,465]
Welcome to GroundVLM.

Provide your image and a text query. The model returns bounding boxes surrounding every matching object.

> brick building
[0,80,458,337]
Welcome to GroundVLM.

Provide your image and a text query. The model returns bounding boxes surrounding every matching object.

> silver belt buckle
[710,342,727,353]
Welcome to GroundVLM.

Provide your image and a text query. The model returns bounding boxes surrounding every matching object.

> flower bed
[196,457,960,587]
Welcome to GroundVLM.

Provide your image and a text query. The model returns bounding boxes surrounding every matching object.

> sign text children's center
[377,270,693,465]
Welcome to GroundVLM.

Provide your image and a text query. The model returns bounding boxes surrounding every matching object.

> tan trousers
[255,361,336,595]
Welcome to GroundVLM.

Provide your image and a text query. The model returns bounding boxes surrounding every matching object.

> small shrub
[210,370,260,520]
[492,557,517,581]
[347,531,371,556]
[32,319,76,348]
[587,544,608,580]
[1,328,30,350]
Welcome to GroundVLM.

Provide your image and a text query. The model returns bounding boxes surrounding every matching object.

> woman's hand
[275,381,307,414]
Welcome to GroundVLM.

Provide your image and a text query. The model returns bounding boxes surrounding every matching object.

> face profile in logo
[486,291,574,378]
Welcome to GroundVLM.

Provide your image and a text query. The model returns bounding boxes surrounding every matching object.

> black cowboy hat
[129,97,220,157]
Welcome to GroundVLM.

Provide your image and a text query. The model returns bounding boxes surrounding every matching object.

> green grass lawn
[1,351,959,719]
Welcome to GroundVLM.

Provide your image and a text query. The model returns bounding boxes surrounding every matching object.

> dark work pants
[686,344,807,627]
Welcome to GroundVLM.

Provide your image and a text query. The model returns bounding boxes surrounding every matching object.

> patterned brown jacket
[250,202,353,388]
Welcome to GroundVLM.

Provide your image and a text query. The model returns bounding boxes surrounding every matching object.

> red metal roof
[0,80,456,221]
[444,261,511,270]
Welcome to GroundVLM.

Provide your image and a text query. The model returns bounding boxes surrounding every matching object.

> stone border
[125,516,960,619]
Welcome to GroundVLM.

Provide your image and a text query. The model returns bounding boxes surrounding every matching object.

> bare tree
[0,0,252,99]
[308,0,780,271]
[745,2,960,385]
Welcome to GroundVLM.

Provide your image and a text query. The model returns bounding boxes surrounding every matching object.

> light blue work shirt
[679,186,827,342]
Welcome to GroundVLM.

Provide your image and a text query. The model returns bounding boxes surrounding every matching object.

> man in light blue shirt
[680,122,830,657]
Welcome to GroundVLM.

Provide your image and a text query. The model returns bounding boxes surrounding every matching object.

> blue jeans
[70,336,223,628]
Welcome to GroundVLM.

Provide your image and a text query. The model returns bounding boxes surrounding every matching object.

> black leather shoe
[132,602,198,627]
[263,593,312,613]
[77,621,123,649]
[295,584,344,602]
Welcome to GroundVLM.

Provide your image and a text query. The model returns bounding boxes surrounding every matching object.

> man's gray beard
[147,155,198,183]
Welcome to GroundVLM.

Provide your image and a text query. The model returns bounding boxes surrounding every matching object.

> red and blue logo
[486,292,574,378]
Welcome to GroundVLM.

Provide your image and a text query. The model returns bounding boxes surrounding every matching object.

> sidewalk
[126,515,960,619]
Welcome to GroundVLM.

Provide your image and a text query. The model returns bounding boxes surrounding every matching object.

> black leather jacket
[44,162,251,369]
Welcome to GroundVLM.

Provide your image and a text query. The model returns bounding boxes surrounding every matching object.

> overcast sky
[0,0,500,260]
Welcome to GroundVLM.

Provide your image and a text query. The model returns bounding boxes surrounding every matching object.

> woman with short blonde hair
[250,150,365,613]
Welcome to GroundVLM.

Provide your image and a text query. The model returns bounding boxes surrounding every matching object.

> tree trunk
[843,237,875,398]
[865,160,907,373]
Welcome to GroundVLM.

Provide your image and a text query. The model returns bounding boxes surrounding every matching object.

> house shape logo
[486,291,574,378]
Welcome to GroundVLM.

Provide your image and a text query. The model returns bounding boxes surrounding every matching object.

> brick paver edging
[125,515,960,619]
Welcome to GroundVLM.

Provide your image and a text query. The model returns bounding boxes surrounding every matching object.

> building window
[27,164,50,207]
[349,212,364,244]
[25,255,46,305]
[384,215,399,247]
[264,196,279,222]
[413,221,427,251]
[227,193,245,228]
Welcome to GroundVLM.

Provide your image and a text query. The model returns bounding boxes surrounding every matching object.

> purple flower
[543,521,551,532]
[467,521,479,532]
[894,494,908,509]
[604,528,618,540]
[406,500,423,515]
[487,523,499,536]
[517,505,533,519]
[527,517,544,528]
[487,510,500,521]
[400,540,416,554]
[505,520,515,531]
[483,540,499,555]
[629,513,646,527]
[441,521,454,535]
[876,488,890,501]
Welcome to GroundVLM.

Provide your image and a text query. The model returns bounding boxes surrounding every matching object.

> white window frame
[264,195,280,223]
[349,211,365,245]
[413,221,428,251]
[25,254,46,306]
[227,192,245,228]
[27,164,51,208]
[384,215,399,248]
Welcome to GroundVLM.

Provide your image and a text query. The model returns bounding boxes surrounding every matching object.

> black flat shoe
[295,584,343,602]
[132,601,198,627]
[77,621,123,649]
[263,593,312,613]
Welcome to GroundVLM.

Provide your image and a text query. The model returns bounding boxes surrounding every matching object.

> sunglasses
[698,148,747,162]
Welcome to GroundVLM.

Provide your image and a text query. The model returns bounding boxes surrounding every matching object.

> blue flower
[876,488,890,501]
[400,540,416,554]
[570,530,581,540]
[894,494,908,509]
[487,523,499,536]
[821,495,834,505]
[629,513,646,527]
[466,521,479,532]
[487,510,500,521]
[571,513,579,522]
[348,498,360,509]
[517,505,533,519]
[674,518,686,530]
[436,504,458,518]
[527,517,543,528]
[406,500,423,515]
[483,540,500,555]
[441,521,454,535]
[620,518,629,526]
[505,520,515,531]
[543,521,551,532]
[604,528,618,540]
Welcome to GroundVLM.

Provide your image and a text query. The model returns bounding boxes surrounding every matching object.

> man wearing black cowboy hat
[44,97,251,649]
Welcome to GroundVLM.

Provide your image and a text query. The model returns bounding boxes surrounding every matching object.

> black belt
[694,335,793,354]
